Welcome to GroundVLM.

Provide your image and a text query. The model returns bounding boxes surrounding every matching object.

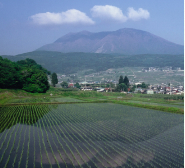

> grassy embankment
[0,88,183,114]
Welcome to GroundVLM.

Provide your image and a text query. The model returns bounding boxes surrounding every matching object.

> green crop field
[0,103,183,168]
[125,100,184,109]
[8,97,83,104]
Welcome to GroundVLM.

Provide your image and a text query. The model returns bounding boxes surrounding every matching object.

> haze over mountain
[37,28,183,55]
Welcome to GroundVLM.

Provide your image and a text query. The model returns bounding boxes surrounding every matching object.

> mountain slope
[37,28,184,54]
[2,51,184,74]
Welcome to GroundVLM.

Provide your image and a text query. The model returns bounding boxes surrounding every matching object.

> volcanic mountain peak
[37,28,183,54]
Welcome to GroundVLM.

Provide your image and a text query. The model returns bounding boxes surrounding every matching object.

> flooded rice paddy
[0,103,184,168]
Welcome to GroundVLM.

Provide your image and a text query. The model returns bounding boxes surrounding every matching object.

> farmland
[0,103,184,168]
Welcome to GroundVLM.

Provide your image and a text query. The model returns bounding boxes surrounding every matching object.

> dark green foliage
[120,83,128,91]
[19,59,50,92]
[51,72,58,87]
[17,58,37,67]
[115,83,128,92]
[21,69,49,93]
[137,82,148,88]
[74,82,81,89]
[17,58,50,74]
[2,51,184,74]
[117,75,129,92]
[130,85,136,92]
[123,76,129,87]
[119,75,124,84]
[0,57,49,93]
[0,57,22,89]
[61,81,68,88]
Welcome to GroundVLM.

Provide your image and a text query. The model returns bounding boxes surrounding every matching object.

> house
[81,87,92,91]
[180,91,184,95]
[165,87,170,91]
[105,88,112,92]
[79,81,88,85]
[159,90,165,94]
[142,89,154,94]
[68,83,74,88]
[146,89,154,94]
[135,82,142,86]
[134,87,143,93]
[96,88,105,92]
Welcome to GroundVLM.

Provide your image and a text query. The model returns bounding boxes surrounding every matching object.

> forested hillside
[2,51,184,74]
[0,57,50,93]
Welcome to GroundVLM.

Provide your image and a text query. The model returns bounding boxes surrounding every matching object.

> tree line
[115,76,148,92]
[0,57,50,93]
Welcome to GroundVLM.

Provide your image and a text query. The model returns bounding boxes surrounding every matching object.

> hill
[37,28,184,55]
[0,57,50,92]
[2,51,184,74]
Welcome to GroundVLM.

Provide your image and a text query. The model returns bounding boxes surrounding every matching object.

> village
[52,78,184,95]
[52,66,184,95]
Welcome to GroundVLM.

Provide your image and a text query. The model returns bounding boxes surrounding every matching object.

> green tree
[106,84,110,88]
[17,58,50,74]
[115,85,121,92]
[120,83,128,91]
[137,82,148,88]
[51,72,58,87]
[115,83,127,92]
[0,57,50,93]
[61,81,68,88]
[123,76,129,87]
[141,82,147,88]
[18,58,50,92]
[21,68,50,93]
[74,82,81,89]
[119,75,124,84]
[110,82,115,88]
[130,85,136,92]
[116,75,129,92]
[17,58,37,67]
[0,57,22,89]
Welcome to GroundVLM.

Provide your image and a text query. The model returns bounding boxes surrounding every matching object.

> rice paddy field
[0,103,184,168]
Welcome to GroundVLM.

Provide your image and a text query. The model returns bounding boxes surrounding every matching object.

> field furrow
[0,103,183,168]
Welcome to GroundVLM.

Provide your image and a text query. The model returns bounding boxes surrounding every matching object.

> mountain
[37,28,184,54]
[2,51,184,74]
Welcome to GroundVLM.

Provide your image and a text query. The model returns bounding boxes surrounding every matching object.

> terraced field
[0,103,184,168]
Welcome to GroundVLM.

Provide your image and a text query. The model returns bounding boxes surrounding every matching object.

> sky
[0,0,184,55]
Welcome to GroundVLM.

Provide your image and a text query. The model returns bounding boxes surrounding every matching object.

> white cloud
[30,6,150,26]
[127,7,150,21]
[91,5,127,22]
[91,5,150,22]
[30,9,95,25]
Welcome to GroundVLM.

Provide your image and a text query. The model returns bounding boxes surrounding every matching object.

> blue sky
[0,0,184,55]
